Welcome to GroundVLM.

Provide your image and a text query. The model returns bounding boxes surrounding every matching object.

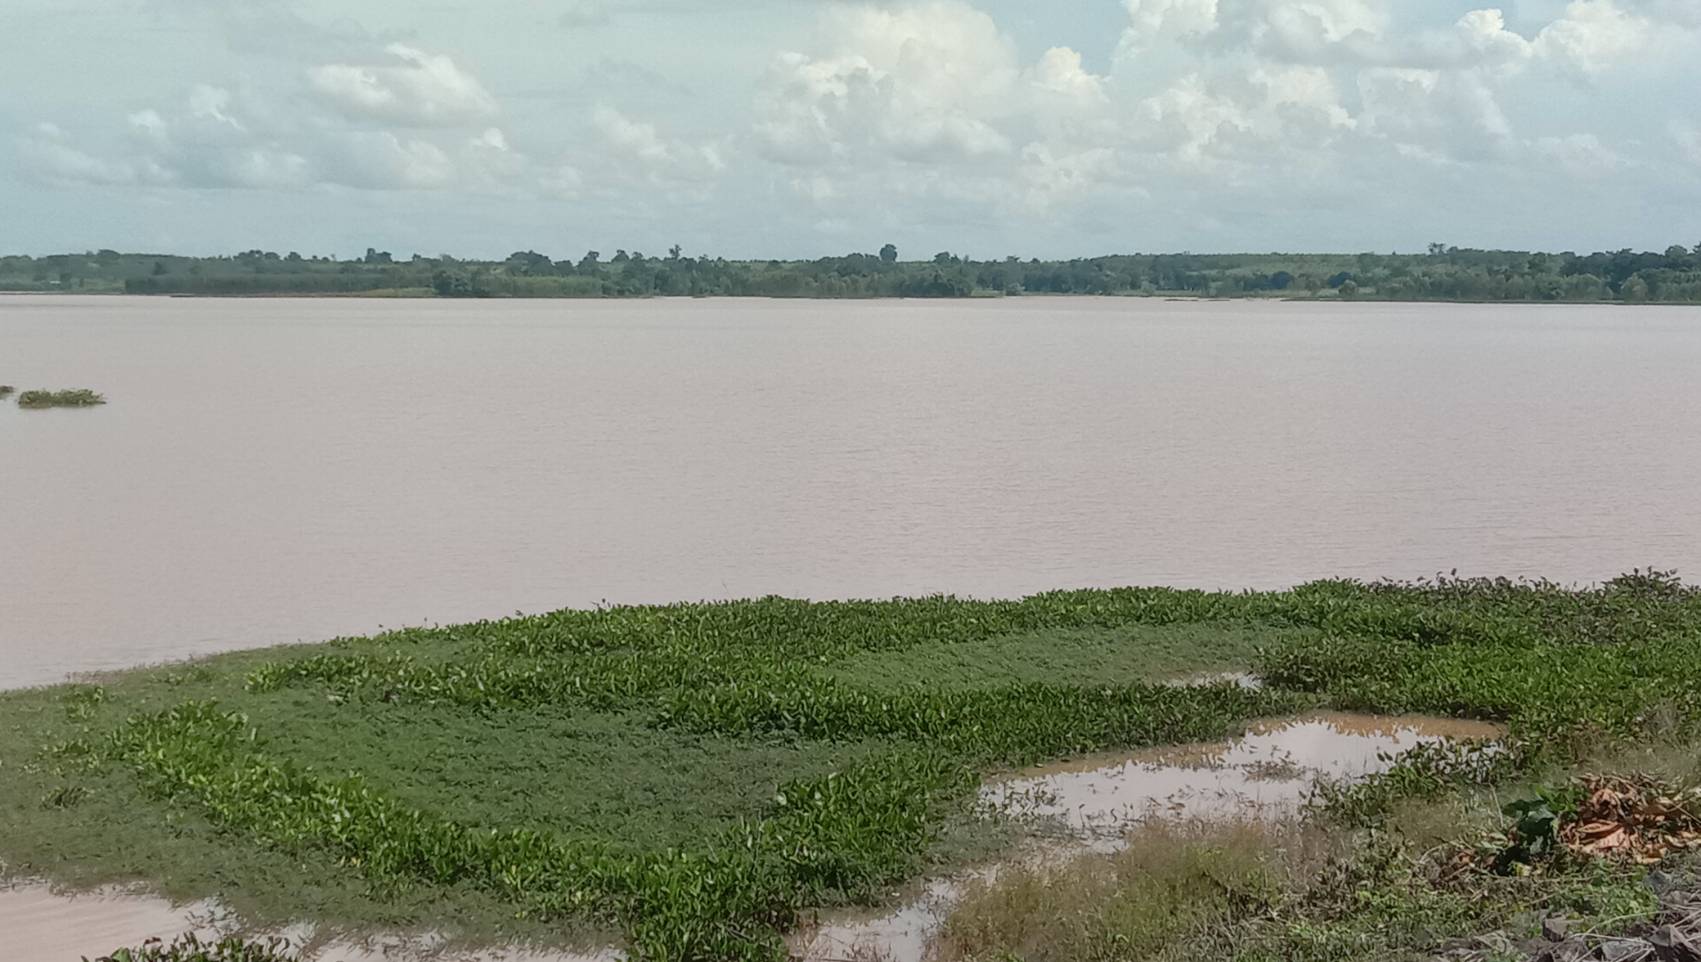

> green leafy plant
[12,573,1701,960]
[1496,797,1561,870]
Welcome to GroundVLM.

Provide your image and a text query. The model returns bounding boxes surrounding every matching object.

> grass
[937,757,1699,962]
[938,819,1318,962]
[17,388,106,408]
[8,575,1701,960]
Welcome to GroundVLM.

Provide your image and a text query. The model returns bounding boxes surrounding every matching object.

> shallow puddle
[788,878,958,962]
[792,712,1502,962]
[0,883,624,962]
[983,712,1503,842]
[0,884,225,962]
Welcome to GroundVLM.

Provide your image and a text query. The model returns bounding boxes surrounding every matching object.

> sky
[3,0,1700,259]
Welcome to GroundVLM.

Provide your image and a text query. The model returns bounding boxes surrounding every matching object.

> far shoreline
[4,288,1696,307]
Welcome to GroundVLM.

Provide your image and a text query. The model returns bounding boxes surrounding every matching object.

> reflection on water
[792,713,1502,962]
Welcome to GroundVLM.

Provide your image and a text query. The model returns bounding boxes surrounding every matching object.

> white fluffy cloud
[1357,68,1512,161]
[1532,0,1655,75]
[308,44,498,127]
[1123,0,1220,42]
[9,0,1701,255]
[739,0,1700,240]
[1121,0,1655,74]
[17,71,532,194]
[756,1,1106,168]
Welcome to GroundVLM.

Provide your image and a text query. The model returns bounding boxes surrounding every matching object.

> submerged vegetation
[7,242,1701,301]
[89,935,298,962]
[7,574,1701,960]
[16,388,106,408]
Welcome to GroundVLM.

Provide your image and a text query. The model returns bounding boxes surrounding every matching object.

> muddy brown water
[8,296,1701,689]
[0,883,624,962]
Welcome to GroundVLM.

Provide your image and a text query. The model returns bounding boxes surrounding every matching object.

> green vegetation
[6,242,1701,301]
[937,798,1697,962]
[9,575,1701,961]
[0,385,14,399]
[821,622,1267,692]
[16,388,106,408]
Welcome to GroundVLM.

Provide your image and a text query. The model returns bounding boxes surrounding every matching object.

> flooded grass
[980,713,1505,842]
[6,576,1701,960]
[935,758,1701,962]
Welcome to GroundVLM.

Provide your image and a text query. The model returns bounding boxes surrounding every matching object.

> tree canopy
[5,243,1700,303]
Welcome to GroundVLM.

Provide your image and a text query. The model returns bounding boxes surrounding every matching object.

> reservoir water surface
[5,294,1699,688]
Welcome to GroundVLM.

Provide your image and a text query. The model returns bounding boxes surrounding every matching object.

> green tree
[879,243,898,264]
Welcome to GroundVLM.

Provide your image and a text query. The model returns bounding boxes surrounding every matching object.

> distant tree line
[4,242,1701,303]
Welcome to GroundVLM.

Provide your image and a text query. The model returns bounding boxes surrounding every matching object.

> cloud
[541,163,585,200]
[1030,47,1108,104]
[560,0,612,26]
[1357,68,1512,162]
[320,131,455,188]
[1017,142,1123,211]
[1119,0,1659,76]
[1532,0,1654,75]
[755,0,1104,167]
[17,82,537,194]
[110,87,315,189]
[1122,0,1220,44]
[1674,122,1701,167]
[1530,133,1628,177]
[308,44,498,127]
[593,105,726,182]
[17,123,159,187]
[14,0,1701,255]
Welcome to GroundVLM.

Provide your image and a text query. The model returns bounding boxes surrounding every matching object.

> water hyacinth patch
[17,388,106,408]
[14,572,1701,960]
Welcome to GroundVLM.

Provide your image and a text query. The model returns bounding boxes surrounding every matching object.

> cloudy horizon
[4,0,1700,259]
